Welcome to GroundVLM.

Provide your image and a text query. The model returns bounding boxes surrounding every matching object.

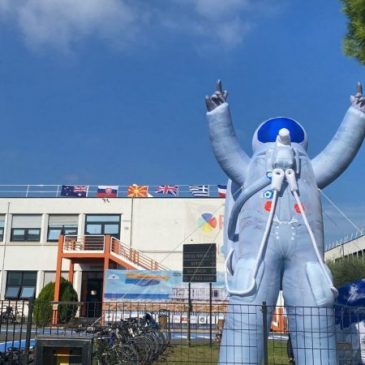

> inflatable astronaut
[205,81,365,365]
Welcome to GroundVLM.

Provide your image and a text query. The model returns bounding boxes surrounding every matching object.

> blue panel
[257,117,305,143]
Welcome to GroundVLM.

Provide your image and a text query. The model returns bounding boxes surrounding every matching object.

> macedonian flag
[127,184,149,197]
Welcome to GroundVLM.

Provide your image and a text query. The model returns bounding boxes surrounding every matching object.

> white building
[325,234,365,262]
[0,192,225,305]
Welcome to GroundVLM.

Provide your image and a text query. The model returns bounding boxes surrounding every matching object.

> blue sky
[0,0,364,244]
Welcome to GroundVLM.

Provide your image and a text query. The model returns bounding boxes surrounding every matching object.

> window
[5,271,37,299]
[47,215,78,241]
[85,215,120,239]
[43,271,68,288]
[11,215,41,242]
[0,215,5,241]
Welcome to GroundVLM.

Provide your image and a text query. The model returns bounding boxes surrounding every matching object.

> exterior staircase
[62,234,169,270]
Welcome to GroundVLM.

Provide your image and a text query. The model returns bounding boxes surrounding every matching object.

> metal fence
[0,299,364,364]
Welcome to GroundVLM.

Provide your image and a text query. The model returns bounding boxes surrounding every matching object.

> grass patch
[156,340,291,364]
[156,342,219,364]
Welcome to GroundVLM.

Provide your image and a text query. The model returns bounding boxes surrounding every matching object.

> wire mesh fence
[0,299,364,364]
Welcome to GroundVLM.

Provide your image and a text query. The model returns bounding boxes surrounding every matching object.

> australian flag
[61,185,88,197]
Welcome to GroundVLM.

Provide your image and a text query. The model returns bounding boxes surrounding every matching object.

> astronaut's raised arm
[311,84,365,189]
[205,81,250,186]
[206,103,250,185]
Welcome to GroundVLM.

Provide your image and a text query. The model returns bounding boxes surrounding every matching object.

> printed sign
[183,243,216,283]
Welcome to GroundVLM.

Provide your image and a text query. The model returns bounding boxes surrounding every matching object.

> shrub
[327,256,365,288]
[33,278,78,326]
[59,279,78,323]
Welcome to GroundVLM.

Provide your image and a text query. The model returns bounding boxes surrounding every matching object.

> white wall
[0,197,225,297]
[325,235,365,261]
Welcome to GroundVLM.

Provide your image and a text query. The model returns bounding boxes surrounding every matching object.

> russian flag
[96,185,118,198]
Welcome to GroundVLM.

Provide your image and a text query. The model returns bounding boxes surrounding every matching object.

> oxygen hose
[285,169,337,295]
[227,176,271,241]
[225,169,284,296]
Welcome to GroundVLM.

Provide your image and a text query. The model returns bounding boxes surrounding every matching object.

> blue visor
[257,117,305,143]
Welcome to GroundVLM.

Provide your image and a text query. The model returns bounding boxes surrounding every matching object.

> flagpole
[130,196,134,249]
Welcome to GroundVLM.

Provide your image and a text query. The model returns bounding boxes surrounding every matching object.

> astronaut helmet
[252,117,308,152]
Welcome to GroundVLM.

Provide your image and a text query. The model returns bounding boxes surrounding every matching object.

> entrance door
[86,278,103,317]
[81,272,103,318]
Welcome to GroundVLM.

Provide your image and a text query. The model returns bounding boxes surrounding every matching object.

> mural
[104,269,227,302]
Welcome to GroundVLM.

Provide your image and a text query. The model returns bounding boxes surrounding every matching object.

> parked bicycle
[0,346,34,365]
[92,312,169,365]
[0,307,16,324]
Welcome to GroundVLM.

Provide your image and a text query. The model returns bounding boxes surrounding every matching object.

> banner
[104,270,227,302]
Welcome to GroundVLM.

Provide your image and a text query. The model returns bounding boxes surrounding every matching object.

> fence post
[24,299,34,365]
[262,301,269,365]
[188,282,192,346]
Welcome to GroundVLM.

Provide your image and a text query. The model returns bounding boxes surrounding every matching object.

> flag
[96,185,118,198]
[189,185,210,197]
[61,185,88,197]
[155,185,178,196]
[127,184,149,197]
[217,184,227,198]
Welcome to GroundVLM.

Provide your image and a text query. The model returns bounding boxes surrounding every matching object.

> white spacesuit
[205,81,365,364]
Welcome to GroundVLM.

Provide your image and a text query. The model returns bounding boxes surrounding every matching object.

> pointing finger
[216,79,223,94]
[205,96,214,111]
[357,81,363,96]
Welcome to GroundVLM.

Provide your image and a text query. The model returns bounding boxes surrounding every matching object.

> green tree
[33,278,78,326]
[327,256,365,287]
[342,0,365,64]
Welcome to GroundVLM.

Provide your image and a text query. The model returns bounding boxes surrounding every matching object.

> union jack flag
[155,185,178,196]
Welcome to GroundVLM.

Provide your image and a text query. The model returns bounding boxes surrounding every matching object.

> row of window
[5,271,72,300]
[0,214,121,242]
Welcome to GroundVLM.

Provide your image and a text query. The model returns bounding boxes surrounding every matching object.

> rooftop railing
[326,229,365,252]
[0,184,225,198]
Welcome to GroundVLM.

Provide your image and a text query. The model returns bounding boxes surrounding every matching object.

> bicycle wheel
[115,344,140,365]
[132,335,154,363]
[143,332,160,359]
[156,330,168,351]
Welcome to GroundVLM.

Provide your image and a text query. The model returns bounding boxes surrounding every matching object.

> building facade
[0,196,225,303]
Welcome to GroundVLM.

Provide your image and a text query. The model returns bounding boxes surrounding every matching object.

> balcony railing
[63,235,105,252]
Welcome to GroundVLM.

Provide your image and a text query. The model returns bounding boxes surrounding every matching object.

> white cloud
[0,0,139,52]
[0,0,286,53]
[180,0,249,20]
